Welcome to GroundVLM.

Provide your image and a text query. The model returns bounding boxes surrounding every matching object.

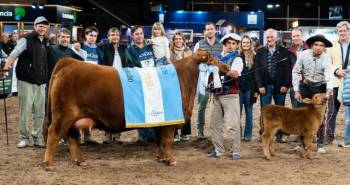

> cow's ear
[302,98,312,104]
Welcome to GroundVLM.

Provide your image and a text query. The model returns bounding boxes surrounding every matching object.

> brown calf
[261,93,328,160]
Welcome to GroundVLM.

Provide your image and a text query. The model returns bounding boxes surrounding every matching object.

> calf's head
[302,93,328,105]
[192,49,230,75]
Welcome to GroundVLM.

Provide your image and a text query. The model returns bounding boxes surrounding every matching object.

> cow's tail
[43,57,77,143]
[259,110,264,137]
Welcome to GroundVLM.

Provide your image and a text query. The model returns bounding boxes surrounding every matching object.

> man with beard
[3,16,50,148]
[47,28,83,79]
[193,22,222,138]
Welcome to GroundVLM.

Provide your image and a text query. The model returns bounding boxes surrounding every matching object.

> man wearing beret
[292,34,334,154]
[3,16,49,148]
[207,33,243,160]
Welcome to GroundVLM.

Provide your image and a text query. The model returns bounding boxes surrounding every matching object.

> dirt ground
[1,94,350,185]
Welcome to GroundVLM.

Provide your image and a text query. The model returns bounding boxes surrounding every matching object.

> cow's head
[302,93,328,105]
[192,49,230,75]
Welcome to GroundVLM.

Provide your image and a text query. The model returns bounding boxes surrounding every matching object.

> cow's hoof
[155,157,166,163]
[42,161,54,171]
[168,161,177,166]
[264,156,271,160]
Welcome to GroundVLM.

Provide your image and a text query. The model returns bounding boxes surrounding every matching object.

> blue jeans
[344,106,350,143]
[289,88,298,108]
[239,90,253,140]
[138,129,156,142]
[260,85,286,139]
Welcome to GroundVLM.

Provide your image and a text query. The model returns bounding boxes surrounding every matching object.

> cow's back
[49,58,125,132]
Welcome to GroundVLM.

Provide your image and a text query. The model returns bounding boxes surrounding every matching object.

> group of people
[1,15,350,161]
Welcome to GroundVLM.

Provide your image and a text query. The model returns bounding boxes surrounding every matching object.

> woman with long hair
[170,31,192,141]
[239,35,257,141]
[170,31,192,62]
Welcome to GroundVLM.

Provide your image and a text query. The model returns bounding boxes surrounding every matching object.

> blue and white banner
[118,65,184,128]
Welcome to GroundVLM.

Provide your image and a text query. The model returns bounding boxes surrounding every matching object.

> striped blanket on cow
[117,65,184,128]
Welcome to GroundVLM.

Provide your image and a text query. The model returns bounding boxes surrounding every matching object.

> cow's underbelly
[73,118,96,132]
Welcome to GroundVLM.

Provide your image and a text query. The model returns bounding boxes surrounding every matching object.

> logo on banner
[15,7,26,21]
[62,12,77,23]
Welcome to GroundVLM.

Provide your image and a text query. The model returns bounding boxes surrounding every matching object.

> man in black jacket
[254,28,292,142]
[99,27,130,68]
[47,28,83,79]
[3,16,50,148]
[99,27,129,144]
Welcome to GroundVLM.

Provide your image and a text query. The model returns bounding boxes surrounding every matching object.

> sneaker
[232,152,240,160]
[207,151,223,158]
[181,135,189,141]
[197,131,205,138]
[174,135,181,142]
[338,142,350,148]
[59,139,66,145]
[17,140,28,148]
[33,140,45,148]
[317,147,326,154]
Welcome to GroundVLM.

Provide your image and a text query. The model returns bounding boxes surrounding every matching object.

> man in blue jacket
[125,25,156,142]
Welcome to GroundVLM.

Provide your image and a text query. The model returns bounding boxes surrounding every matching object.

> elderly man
[3,16,50,148]
[288,28,308,108]
[1,32,14,55]
[327,21,350,145]
[293,34,333,153]
[207,33,243,159]
[254,28,292,142]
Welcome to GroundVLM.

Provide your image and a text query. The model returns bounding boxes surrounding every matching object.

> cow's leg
[303,133,314,159]
[43,124,63,170]
[262,130,272,160]
[154,127,165,162]
[67,128,83,165]
[269,128,279,156]
[161,126,176,165]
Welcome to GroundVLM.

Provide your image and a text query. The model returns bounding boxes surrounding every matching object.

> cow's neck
[173,58,200,122]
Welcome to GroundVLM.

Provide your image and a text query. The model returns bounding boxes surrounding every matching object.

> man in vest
[207,33,243,159]
[254,28,292,142]
[3,16,49,148]
[193,22,222,138]
[327,21,350,145]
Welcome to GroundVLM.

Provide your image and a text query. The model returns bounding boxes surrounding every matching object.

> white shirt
[112,49,122,69]
[152,36,170,59]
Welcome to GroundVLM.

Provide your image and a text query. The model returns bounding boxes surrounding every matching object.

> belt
[302,81,324,87]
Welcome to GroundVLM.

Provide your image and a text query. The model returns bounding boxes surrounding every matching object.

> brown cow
[261,93,328,160]
[43,50,230,170]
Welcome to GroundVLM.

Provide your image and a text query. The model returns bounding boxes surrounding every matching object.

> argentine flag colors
[117,65,185,128]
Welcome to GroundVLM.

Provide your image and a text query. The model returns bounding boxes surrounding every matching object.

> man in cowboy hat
[292,34,334,154]
[207,33,243,159]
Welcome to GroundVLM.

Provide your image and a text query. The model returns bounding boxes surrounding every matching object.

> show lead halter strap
[197,63,222,95]
[198,63,208,95]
